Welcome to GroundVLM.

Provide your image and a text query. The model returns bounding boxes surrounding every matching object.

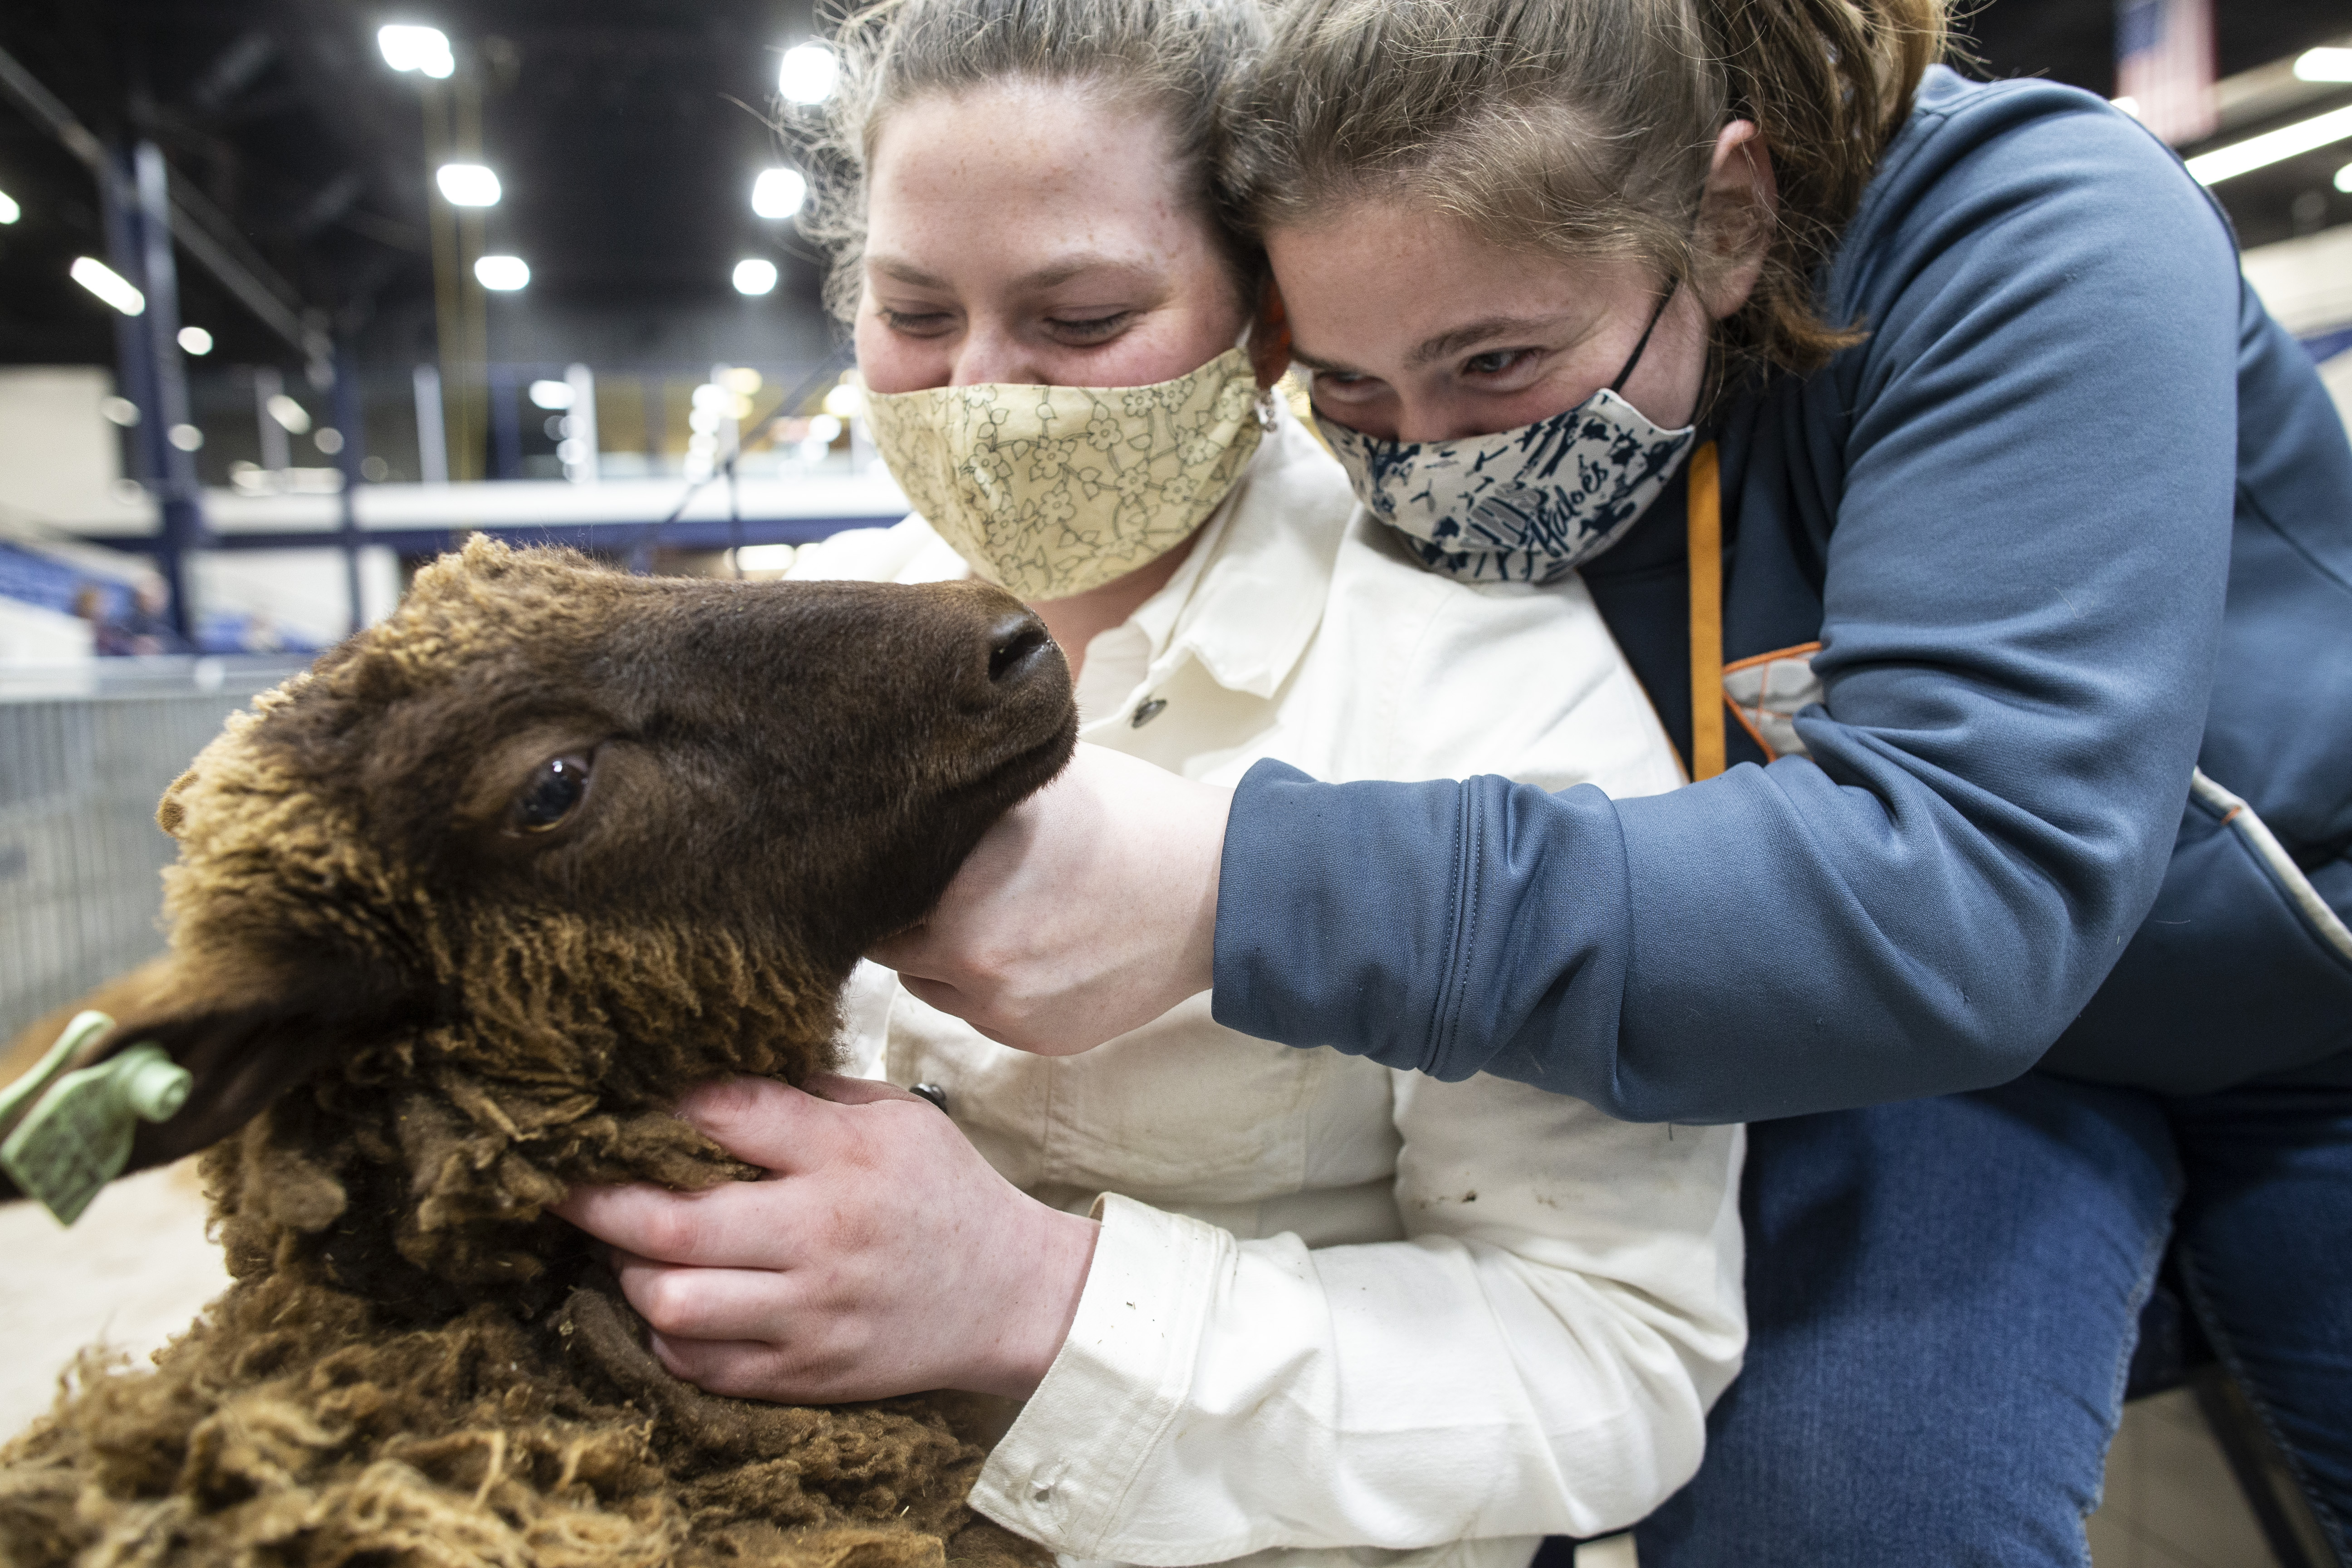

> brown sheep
[0,536,1074,1568]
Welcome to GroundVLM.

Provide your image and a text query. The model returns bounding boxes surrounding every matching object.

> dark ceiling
[1957,0,2348,89]
[0,0,2347,379]
[0,0,827,373]
[1957,2,2352,251]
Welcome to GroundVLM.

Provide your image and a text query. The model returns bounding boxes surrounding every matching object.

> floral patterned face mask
[861,346,1269,602]
[1313,287,1695,586]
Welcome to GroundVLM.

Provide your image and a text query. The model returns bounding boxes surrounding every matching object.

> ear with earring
[1250,280,1293,390]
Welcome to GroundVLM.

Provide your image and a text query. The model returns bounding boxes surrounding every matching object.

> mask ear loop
[1607,279,1680,395]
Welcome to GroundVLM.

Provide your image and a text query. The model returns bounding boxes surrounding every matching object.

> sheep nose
[986,610,1054,684]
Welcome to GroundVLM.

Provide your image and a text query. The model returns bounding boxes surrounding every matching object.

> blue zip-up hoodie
[1212,68,2352,1122]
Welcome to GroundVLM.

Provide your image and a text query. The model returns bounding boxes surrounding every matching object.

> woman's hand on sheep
[870,742,1230,1055]
[551,1073,1099,1403]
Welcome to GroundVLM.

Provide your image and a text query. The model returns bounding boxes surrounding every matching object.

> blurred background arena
[0,6,2348,1562]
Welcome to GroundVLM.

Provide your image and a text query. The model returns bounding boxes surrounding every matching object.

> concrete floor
[2088,1388,2295,1568]
[0,1160,229,1441]
[0,1176,2320,1568]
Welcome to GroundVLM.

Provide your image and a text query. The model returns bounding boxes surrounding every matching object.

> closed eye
[1044,311,1132,344]
[1310,368,1385,405]
[877,308,953,336]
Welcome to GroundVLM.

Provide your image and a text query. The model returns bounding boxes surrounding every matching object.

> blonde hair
[1223,0,1949,377]
[791,0,1269,324]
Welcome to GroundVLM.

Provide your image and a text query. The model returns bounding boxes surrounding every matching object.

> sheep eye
[514,754,591,833]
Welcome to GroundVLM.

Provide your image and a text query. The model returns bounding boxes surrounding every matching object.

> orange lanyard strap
[1686,441,1725,781]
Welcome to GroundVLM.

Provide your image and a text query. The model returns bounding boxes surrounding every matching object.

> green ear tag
[0,1016,193,1227]
[0,1011,114,1131]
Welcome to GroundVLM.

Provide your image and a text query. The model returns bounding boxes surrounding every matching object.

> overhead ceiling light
[475,254,529,291]
[528,378,573,410]
[177,325,214,355]
[752,167,807,220]
[778,43,838,105]
[71,256,145,315]
[0,189,18,224]
[2111,96,2141,120]
[2184,103,2352,185]
[733,258,780,295]
[379,25,455,79]
[2337,160,2352,194]
[2295,48,2352,83]
[436,163,501,206]
[265,392,313,435]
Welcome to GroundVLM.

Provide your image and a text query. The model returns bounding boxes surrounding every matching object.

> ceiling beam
[0,39,315,354]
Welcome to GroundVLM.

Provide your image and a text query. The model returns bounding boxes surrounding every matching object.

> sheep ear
[0,949,395,1215]
[113,1003,335,1178]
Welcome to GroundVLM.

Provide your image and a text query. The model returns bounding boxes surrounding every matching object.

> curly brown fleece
[0,538,1073,1568]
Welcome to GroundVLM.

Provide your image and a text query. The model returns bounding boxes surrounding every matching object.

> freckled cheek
[1114,296,1250,387]
[854,319,946,397]
[1087,328,1210,388]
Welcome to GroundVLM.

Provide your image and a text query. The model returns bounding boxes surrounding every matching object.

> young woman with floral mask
[559,1,1742,1563]
[879,0,2352,1562]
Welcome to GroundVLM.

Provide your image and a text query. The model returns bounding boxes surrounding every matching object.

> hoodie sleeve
[1210,83,2244,1122]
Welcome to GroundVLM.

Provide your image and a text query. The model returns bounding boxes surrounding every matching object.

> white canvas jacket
[791,406,1745,1568]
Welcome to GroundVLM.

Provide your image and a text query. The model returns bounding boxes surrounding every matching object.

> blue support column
[97,154,155,488]
[101,142,206,642]
[331,342,368,639]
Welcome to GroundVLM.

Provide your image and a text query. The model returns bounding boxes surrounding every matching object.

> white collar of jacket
[1110,399,1351,704]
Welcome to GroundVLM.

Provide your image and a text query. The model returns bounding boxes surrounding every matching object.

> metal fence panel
[0,658,307,1043]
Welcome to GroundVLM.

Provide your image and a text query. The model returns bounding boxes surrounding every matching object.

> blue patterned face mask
[1312,288,1696,585]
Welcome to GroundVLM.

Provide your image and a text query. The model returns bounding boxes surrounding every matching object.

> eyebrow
[1285,343,1358,376]
[871,256,952,290]
[1288,312,1585,379]
[869,252,1156,294]
[1403,314,1576,368]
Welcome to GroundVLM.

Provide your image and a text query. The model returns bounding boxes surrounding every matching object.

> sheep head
[58,536,1075,1313]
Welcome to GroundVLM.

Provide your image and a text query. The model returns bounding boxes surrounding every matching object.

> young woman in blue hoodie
[877,0,2352,1559]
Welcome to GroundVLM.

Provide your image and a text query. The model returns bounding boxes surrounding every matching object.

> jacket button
[1131,697,1167,728]
[909,1083,950,1113]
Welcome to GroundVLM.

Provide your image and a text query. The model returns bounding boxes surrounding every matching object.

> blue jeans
[1632,1072,2352,1566]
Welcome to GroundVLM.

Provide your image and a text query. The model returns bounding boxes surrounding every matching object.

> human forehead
[1267,201,1644,368]
[864,80,1204,279]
